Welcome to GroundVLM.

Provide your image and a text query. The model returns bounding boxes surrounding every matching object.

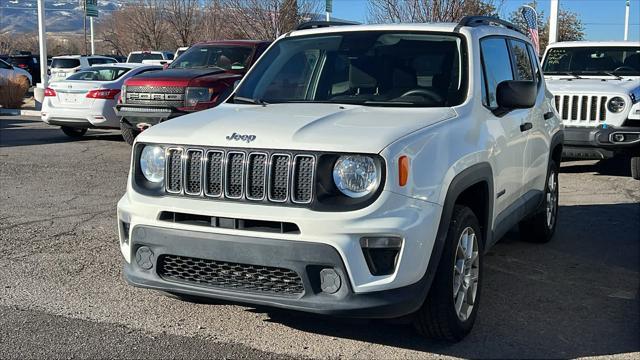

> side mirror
[496,80,536,110]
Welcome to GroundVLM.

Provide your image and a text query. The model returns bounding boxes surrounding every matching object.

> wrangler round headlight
[608,97,626,113]
[332,155,380,198]
[140,145,165,183]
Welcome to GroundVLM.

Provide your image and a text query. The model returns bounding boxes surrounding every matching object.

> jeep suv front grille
[163,147,316,206]
[554,95,608,124]
[158,254,305,296]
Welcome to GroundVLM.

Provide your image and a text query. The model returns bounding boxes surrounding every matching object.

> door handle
[520,122,533,132]
[543,111,554,120]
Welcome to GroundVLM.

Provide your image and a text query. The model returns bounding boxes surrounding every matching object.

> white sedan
[41,63,162,138]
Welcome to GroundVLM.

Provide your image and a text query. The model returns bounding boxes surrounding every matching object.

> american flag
[521,5,540,55]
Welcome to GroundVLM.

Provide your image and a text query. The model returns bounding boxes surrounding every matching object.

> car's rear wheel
[519,160,559,243]
[61,126,87,138]
[120,122,140,145]
[631,155,640,180]
[414,205,483,341]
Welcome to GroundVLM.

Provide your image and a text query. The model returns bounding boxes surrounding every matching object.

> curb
[0,109,41,117]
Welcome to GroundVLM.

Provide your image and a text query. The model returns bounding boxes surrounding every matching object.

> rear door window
[509,40,534,81]
[51,59,81,69]
[480,37,514,108]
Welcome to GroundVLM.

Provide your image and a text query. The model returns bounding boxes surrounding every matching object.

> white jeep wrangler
[542,41,640,179]
[118,17,564,341]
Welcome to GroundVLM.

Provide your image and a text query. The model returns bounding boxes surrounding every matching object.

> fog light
[135,246,154,270]
[613,133,625,142]
[360,237,402,276]
[319,268,341,294]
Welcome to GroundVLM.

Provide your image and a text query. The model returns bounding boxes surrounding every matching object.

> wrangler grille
[158,254,305,296]
[553,95,608,124]
[163,147,316,206]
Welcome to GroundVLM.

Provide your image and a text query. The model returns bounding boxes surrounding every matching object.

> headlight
[607,97,626,113]
[185,87,213,107]
[332,155,380,198]
[140,145,165,183]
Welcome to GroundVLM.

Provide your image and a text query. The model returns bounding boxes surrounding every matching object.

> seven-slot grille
[554,95,608,124]
[164,147,315,205]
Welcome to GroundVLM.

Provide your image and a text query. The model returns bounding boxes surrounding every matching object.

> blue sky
[330,0,640,41]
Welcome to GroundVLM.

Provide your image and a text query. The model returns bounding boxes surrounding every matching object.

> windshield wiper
[233,96,269,106]
[565,72,582,79]
[603,71,623,80]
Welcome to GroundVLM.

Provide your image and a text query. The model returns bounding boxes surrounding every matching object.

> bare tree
[368,0,502,23]
[165,0,204,46]
[222,0,319,40]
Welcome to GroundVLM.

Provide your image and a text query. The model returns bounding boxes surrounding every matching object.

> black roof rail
[296,20,360,31]
[456,16,526,35]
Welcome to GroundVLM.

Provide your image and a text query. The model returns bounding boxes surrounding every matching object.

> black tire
[414,205,483,341]
[519,160,559,243]
[61,126,87,138]
[631,156,640,180]
[120,122,140,145]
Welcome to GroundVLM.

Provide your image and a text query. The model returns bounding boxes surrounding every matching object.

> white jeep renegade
[118,17,564,341]
[542,41,640,179]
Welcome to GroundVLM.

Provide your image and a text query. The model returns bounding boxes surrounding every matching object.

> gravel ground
[1,116,639,359]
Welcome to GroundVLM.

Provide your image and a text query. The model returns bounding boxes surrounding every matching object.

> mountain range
[0,0,122,33]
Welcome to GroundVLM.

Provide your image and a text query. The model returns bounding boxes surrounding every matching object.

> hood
[138,103,458,153]
[545,77,640,95]
[125,68,233,87]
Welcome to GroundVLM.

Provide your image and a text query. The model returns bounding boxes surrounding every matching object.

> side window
[480,37,514,108]
[509,40,534,81]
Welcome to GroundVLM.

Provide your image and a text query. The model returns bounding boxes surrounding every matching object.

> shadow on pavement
[561,156,632,177]
[244,203,639,358]
[0,117,124,147]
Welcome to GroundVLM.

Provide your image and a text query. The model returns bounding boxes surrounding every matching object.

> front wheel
[120,122,140,145]
[61,126,87,138]
[413,205,483,341]
[631,156,640,180]
[519,160,559,243]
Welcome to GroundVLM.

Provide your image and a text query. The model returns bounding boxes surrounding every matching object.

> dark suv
[8,54,41,84]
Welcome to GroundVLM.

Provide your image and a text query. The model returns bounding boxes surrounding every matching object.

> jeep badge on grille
[226,132,257,143]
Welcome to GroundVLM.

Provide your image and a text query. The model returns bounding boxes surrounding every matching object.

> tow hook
[136,123,152,131]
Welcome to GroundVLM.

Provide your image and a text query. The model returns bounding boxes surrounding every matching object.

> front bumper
[563,125,640,159]
[117,190,442,316]
[115,104,189,129]
[123,225,428,318]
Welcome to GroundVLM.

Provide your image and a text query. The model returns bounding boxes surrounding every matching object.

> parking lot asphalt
[1,115,639,359]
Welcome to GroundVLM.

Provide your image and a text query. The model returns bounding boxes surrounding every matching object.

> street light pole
[37,0,48,88]
[90,16,95,55]
[549,0,559,44]
[624,0,630,41]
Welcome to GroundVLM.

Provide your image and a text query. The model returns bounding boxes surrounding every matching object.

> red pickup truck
[116,40,271,144]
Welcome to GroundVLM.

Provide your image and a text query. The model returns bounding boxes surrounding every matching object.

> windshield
[543,46,640,76]
[127,53,164,63]
[169,45,254,70]
[66,67,131,81]
[234,32,466,107]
